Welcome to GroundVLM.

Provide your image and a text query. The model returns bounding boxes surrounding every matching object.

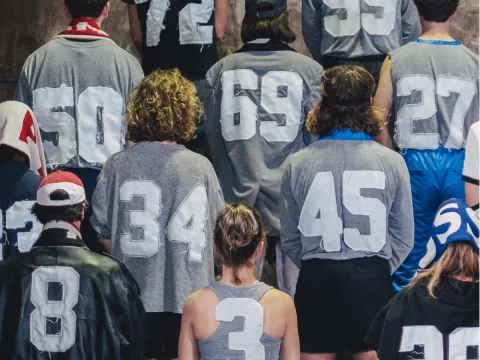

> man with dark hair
[204,0,323,297]
[122,0,228,159]
[302,0,420,83]
[0,101,46,261]
[280,65,414,360]
[15,0,144,253]
[375,0,479,292]
[0,171,146,359]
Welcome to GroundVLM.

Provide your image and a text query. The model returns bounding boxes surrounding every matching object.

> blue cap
[245,0,287,19]
[420,199,479,269]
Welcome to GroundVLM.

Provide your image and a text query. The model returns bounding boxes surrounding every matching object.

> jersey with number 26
[90,142,225,313]
[15,37,144,170]
[390,40,479,150]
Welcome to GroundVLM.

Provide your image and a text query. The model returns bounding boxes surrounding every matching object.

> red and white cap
[37,171,85,206]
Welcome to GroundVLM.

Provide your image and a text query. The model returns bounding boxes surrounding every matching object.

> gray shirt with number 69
[204,42,323,236]
[280,139,414,272]
[90,142,225,313]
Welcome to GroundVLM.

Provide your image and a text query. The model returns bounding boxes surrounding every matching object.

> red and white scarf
[55,17,113,42]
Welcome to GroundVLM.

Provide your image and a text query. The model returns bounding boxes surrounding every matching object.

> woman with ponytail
[179,203,300,360]
[366,199,479,358]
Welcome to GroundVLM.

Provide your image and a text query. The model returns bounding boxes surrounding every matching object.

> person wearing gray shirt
[179,204,299,360]
[302,0,420,82]
[280,66,414,358]
[204,0,323,292]
[90,70,224,360]
[14,0,144,253]
[374,0,479,293]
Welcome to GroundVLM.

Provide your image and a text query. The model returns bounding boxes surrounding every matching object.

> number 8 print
[30,267,80,353]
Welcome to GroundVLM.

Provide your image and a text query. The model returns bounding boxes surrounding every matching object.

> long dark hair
[307,65,385,137]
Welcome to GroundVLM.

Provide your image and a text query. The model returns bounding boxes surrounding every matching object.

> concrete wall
[0,0,478,102]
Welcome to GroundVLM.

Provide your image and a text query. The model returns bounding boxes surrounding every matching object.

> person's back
[366,199,479,359]
[122,0,225,79]
[179,204,299,360]
[375,0,480,292]
[92,141,223,312]
[390,41,478,151]
[15,3,143,172]
[0,171,146,359]
[302,0,420,81]
[280,66,414,359]
[205,0,323,237]
[91,69,224,360]
[14,0,143,253]
[0,101,45,261]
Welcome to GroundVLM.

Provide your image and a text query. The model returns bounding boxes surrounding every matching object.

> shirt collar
[318,129,374,141]
[43,221,82,239]
[235,40,297,53]
[413,38,461,46]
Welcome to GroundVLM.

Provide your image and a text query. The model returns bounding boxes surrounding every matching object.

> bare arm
[280,297,300,360]
[99,239,112,253]
[215,0,228,39]
[374,57,396,150]
[178,299,201,360]
[465,182,479,210]
[127,4,143,53]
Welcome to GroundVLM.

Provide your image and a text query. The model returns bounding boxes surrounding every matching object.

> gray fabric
[280,140,414,272]
[390,42,479,150]
[90,142,225,313]
[204,48,323,236]
[15,37,144,170]
[302,0,420,62]
[198,281,281,360]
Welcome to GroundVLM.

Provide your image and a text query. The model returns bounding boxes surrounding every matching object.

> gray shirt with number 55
[90,142,225,313]
[280,139,414,272]
[204,42,323,236]
[302,0,420,62]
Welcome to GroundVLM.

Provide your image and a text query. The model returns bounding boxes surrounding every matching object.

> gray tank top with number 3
[198,281,281,360]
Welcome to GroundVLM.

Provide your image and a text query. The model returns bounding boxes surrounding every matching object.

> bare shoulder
[261,288,295,313]
[184,287,219,314]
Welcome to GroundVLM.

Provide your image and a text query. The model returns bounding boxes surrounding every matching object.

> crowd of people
[0,0,478,359]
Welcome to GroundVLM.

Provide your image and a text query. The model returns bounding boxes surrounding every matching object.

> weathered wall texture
[0,0,478,102]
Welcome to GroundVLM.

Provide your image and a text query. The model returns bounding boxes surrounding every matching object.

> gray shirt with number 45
[280,139,414,272]
[90,142,225,313]
[204,41,323,236]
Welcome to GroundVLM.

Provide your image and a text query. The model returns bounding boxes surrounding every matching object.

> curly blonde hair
[306,65,385,138]
[126,69,204,144]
